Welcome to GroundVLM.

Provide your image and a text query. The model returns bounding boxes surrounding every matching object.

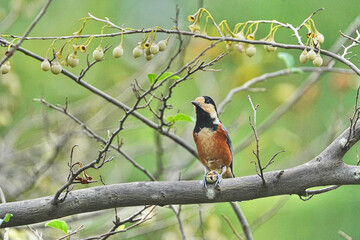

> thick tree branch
[1,122,360,228]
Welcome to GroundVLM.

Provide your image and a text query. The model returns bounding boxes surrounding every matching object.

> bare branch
[340,30,360,44]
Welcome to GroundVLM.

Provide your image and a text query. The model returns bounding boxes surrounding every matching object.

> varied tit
[192,96,234,188]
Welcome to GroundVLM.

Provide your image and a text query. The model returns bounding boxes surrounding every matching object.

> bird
[192,96,234,188]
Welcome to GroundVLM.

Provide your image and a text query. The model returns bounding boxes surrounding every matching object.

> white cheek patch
[210,112,220,125]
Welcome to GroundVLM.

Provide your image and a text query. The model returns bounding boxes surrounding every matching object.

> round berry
[226,42,235,51]
[150,43,159,55]
[315,33,324,45]
[307,49,316,61]
[313,55,323,67]
[132,46,142,58]
[299,50,308,64]
[93,47,104,61]
[50,61,62,75]
[189,24,200,33]
[41,59,51,71]
[158,40,167,51]
[1,61,11,74]
[112,45,124,58]
[67,53,79,68]
[235,43,245,53]
[145,53,154,61]
[144,46,151,56]
[245,44,256,57]
[264,40,277,52]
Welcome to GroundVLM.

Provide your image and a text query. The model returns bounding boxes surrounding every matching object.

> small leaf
[117,225,125,231]
[147,73,157,84]
[278,52,294,69]
[45,219,69,234]
[0,213,13,226]
[168,113,194,124]
[158,72,180,81]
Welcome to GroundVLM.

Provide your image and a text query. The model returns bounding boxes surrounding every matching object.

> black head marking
[202,96,218,113]
[193,96,220,133]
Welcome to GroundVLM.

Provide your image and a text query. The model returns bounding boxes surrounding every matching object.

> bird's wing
[221,124,234,177]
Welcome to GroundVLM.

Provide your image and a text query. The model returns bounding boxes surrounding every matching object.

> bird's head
[192,96,220,124]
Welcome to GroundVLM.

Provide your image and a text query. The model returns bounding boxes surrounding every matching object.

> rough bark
[1,123,360,228]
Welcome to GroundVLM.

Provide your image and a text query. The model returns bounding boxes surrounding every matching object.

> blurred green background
[1,0,360,239]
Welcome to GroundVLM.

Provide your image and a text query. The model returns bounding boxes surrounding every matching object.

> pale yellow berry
[313,55,323,67]
[226,42,236,51]
[144,46,151,56]
[144,53,154,61]
[41,59,51,71]
[189,24,200,33]
[235,43,245,53]
[299,50,308,64]
[50,61,62,75]
[307,49,316,61]
[92,47,104,61]
[315,33,324,45]
[245,44,256,57]
[67,53,79,68]
[112,45,124,58]
[158,40,167,51]
[1,61,11,74]
[264,40,277,52]
[132,46,142,58]
[150,43,159,54]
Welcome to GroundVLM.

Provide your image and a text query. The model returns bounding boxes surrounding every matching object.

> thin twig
[198,206,206,240]
[338,230,353,240]
[250,197,288,233]
[222,214,243,240]
[229,202,252,240]
[0,0,53,66]
[56,225,84,240]
[340,30,360,44]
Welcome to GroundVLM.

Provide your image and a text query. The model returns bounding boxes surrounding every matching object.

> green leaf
[0,213,13,226]
[147,73,157,84]
[278,52,294,69]
[45,219,69,234]
[168,113,194,124]
[158,72,180,81]
[148,72,180,84]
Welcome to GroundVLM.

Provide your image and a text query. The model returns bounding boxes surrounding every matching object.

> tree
[1,1,360,239]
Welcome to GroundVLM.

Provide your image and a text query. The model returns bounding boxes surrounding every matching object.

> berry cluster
[299,19,324,67]
[188,8,326,67]
[37,20,171,75]
[188,9,281,58]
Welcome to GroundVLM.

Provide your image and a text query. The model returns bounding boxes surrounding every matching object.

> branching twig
[339,30,360,44]
[82,205,156,240]
[344,87,360,149]
[248,96,284,184]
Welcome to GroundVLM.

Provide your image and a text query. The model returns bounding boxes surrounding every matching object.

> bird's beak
[192,101,200,107]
